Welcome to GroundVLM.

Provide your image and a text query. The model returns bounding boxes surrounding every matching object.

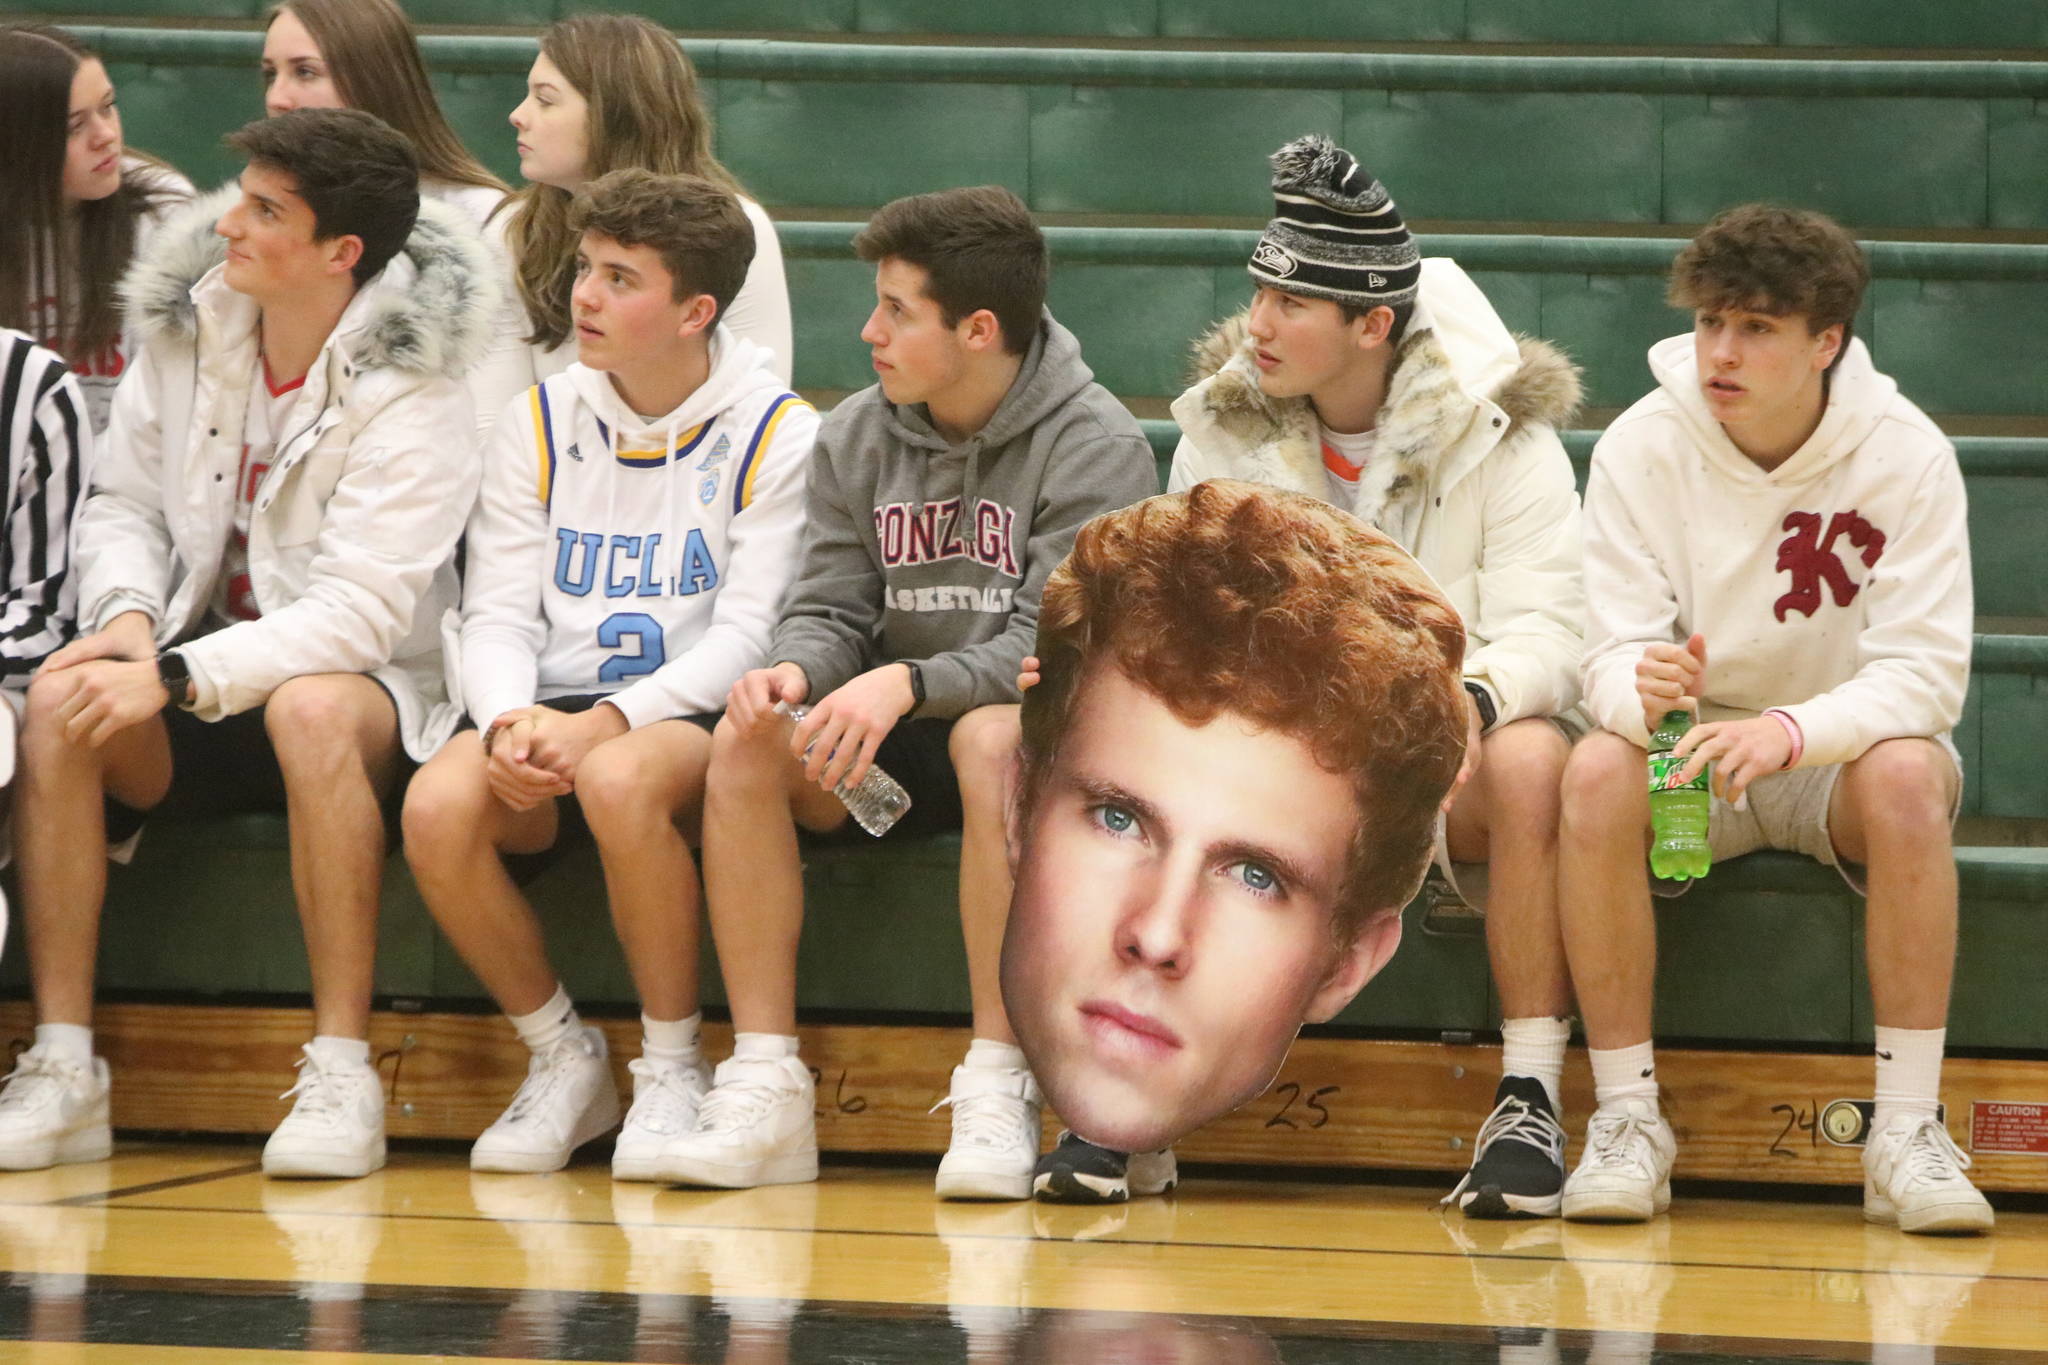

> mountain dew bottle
[1648,709,1711,880]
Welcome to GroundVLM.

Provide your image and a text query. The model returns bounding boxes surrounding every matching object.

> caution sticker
[1972,1101,2048,1155]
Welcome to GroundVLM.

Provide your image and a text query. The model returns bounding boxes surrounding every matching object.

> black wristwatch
[156,648,191,705]
[905,661,926,710]
[1463,680,1497,733]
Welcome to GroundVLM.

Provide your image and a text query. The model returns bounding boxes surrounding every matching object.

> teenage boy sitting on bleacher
[0,109,488,1178]
[1561,204,1990,1234]
[1167,136,1587,1218]
[658,185,1156,1197]
[401,169,812,1179]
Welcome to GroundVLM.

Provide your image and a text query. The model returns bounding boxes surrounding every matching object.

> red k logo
[1774,510,1886,622]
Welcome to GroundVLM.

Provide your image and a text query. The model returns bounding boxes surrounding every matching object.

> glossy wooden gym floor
[0,1142,2040,1362]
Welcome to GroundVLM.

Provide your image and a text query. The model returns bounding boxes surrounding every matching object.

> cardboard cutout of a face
[1002,481,1466,1156]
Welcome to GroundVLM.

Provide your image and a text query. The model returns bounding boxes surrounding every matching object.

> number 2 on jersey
[597,612,666,682]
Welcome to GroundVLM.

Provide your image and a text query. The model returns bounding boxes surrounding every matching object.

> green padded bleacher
[786,227,2048,421]
[39,2,2048,52]
[72,28,2048,233]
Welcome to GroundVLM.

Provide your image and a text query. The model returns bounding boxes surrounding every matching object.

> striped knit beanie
[1248,135,1420,310]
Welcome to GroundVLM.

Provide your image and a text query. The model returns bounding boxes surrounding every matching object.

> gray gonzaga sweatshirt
[769,311,1157,717]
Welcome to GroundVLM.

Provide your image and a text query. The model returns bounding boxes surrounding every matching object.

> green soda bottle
[1648,708,1711,881]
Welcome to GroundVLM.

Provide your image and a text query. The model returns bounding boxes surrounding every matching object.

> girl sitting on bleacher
[0,24,193,435]
[479,12,792,406]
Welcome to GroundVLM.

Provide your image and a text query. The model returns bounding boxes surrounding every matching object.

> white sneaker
[0,1045,111,1170]
[1863,1112,1994,1235]
[933,1063,1042,1201]
[471,1026,622,1173]
[262,1045,387,1178]
[1560,1100,1675,1223]
[611,1055,711,1182]
[656,1053,816,1189]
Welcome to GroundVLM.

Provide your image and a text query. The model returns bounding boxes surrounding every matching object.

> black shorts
[806,716,964,843]
[104,680,413,846]
[465,693,720,875]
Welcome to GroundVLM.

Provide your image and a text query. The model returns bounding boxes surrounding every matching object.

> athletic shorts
[104,679,411,851]
[804,716,963,843]
[461,693,719,873]
[1431,709,1589,913]
[1652,732,1963,900]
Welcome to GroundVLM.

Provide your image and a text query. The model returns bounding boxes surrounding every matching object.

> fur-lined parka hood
[1172,257,1580,530]
[120,183,496,381]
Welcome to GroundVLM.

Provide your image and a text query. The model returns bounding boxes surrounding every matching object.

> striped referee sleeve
[0,332,91,680]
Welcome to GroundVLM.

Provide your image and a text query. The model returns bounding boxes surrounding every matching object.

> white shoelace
[276,1048,355,1128]
[696,1075,795,1135]
[1892,1115,1974,1188]
[1583,1108,1663,1175]
[1472,1094,1566,1163]
[625,1059,701,1135]
[930,1090,1031,1152]
[501,1038,589,1126]
[0,1049,81,1115]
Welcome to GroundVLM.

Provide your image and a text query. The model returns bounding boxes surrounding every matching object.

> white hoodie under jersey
[458,329,815,729]
[1581,335,1971,767]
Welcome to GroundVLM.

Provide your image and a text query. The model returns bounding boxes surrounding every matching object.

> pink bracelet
[1763,709,1804,769]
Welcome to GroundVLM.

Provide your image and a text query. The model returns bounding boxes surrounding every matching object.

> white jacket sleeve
[177,378,481,719]
[458,391,549,726]
[1462,428,1585,725]
[1779,453,1972,766]
[722,200,793,388]
[607,399,817,726]
[1166,432,1222,493]
[75,343,178,633]
[1578,435,1680,747]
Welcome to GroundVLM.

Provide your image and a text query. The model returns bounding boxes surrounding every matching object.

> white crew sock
[508,984,580,1054]
[963,1038,1027,1071]
[306,1035,371,1069]
[731,1031,801,1061]
[1500,1016,1571,1110]
[1873,1025,1945,1127]
[33,1023,93,1066]
[1589,1041,1659,1111]
[640,1011,702,1066]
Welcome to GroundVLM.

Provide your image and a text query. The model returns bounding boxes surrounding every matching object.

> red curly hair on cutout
[1020,480,1468,942]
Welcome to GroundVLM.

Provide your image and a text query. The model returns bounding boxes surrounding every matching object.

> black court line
[85,1196,2048,1288]
[0,1269,2036,1364]
[50,1160,264,1207]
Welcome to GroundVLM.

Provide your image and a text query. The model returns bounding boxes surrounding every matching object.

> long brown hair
[505,13,743,350]
[0,25,178,368]
[268,0,505,196]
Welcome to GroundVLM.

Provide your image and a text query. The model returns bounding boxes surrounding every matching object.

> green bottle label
[1649,751,1708,795]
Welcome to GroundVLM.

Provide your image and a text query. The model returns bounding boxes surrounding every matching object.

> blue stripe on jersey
[734,393,804,516]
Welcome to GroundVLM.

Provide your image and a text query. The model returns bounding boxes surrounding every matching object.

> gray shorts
[1650,732,1962,899]
[1432,709,1589,913]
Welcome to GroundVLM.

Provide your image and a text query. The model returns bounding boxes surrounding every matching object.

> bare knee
[1559,731,1648,844]
[22,671,84,756]
[1481,719,1569,831]
[577,738,690,835]
[1843,739,1953,840]
[947,705,1019,802]
[266,675,391,774]
[708,713,796,804]
[401,742,493,864]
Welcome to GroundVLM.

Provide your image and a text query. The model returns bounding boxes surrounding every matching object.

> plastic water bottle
[773,702,913,837]
[1648,708,1711,880]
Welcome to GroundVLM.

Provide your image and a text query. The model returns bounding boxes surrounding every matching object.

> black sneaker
[1032,1131,1177,1204]
[1442,1075,1567,1219]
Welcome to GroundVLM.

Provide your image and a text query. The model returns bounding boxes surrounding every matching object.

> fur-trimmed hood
[1172,257,1581,532]
[120,183,496,381]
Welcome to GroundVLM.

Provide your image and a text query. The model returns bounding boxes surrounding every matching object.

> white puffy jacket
[77,188,495,759]
[1170,258,1587,728]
